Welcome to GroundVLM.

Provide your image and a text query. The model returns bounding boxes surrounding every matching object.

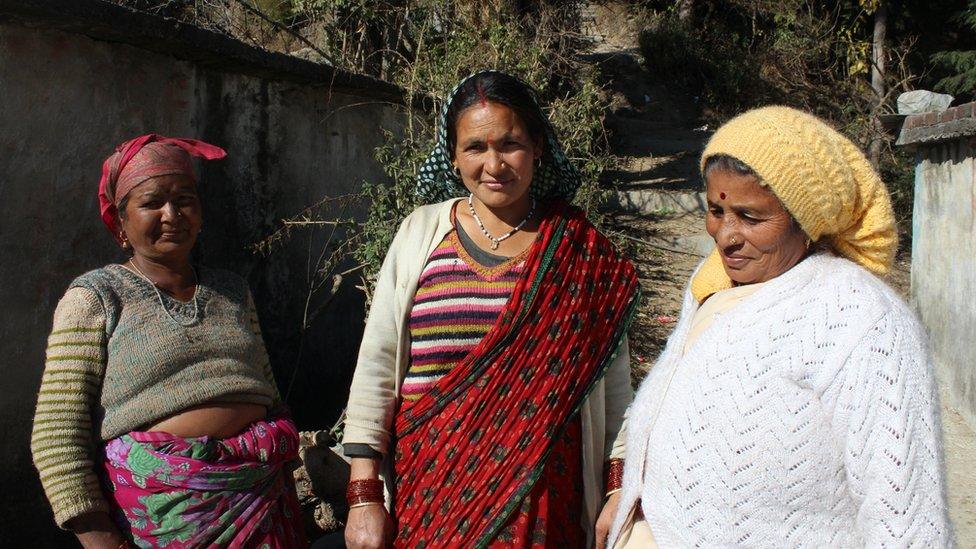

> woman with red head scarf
[30,135,306,548]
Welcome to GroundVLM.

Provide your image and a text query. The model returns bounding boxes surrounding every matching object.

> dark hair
[118,194,130,220]
[702,153,760,181]
[445,72,548,159]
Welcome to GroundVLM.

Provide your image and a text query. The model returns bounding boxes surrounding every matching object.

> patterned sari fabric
[102,413,306,548]
[393,202,640,548]
[490,416,584,548]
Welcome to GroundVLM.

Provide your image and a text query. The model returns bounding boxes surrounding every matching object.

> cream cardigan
[609,254,951,547]
[343,198,633,543]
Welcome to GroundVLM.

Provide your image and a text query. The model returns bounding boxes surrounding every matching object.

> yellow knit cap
[691,106,898,302]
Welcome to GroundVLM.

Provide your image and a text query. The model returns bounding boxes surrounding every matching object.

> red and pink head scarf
[98,133,226,242]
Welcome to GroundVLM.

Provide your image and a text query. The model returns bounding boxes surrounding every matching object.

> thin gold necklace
[126,259,200,327]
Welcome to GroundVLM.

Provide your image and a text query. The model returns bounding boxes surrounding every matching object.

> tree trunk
[869,4,887,168]
[677,0,694,23]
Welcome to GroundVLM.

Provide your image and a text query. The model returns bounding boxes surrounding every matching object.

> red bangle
[605,458,624,493]
[346,478,384,506]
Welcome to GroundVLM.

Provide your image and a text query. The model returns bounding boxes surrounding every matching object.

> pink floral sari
[102,413,306,548]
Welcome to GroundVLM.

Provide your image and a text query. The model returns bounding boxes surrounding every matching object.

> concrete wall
[910,139,976,430]
[900,104,976,547]
[0,5,405,545]
[909,139,976,544]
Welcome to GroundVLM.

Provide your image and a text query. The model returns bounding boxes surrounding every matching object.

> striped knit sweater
[401,229,528,402]
[30,265,279,528]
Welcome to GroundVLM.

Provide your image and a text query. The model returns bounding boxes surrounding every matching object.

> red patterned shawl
[392,202,640,547]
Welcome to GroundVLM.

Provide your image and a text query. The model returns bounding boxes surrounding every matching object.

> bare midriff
[146,400,268,439]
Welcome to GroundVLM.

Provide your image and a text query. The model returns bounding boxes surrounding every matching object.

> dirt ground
[616,211,976,546]
[944,397,976,546]
[610,211,702,383]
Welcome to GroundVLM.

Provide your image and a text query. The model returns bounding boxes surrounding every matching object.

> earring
[534,157,542,169]
[453,166,461,178]
[119,232,130,250]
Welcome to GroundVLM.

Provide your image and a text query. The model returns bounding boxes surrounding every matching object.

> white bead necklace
[467,193,536,251]
[126,260,200,327]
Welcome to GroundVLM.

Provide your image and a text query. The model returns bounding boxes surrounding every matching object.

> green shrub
[348,3,615,299]
[637,2,918,242]
[237,2,616,304]
[931,0,976,99]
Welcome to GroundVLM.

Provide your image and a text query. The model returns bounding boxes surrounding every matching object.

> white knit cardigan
[609,253,952,548]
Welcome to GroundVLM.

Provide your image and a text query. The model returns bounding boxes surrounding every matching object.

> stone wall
[0,1,406,543]
[898,102,976,430]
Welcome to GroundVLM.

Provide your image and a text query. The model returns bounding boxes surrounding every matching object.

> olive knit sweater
[30,265,280,527]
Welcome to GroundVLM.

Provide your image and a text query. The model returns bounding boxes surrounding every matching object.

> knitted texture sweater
[30,265,279,527]
[609,253,951,548]
[402,229,526,402]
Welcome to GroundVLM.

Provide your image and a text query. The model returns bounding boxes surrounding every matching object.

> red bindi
[720,192,727,200]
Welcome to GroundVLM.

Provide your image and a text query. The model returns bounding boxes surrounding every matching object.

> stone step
[659,231,714,257]
[606,117,711,157]
[607,209,714,257]
[611,177,700,192]
[608,188,707,216]
[609,108,712,130]
[612,137,707,157]
[607,115,680,132]
[605,115,710,139]
[583,48,643,67]
[618,229,713,258]
[604,153,701,188]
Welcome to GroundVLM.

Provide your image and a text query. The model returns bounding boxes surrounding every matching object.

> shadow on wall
[0,3,406,544]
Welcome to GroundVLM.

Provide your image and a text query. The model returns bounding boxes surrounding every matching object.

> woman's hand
[67,512,127,549]
[345,457,392,549]
[595,492,623,549]
[345,503,393,549]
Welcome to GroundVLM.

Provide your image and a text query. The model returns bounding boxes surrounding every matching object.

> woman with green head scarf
[340,71,640,548]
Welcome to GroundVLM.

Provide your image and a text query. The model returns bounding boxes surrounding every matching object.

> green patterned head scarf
[416,70,583,203]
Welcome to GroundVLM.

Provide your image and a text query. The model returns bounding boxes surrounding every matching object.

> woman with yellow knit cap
[604,106,951,548]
